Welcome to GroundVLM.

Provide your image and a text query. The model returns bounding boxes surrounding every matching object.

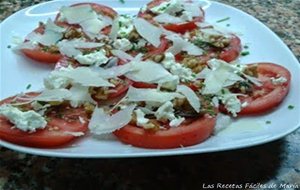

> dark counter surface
[0,0,299,189]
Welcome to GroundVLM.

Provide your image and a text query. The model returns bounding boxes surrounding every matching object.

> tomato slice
[219,36,242,62]
[0,93,89,148]
[146,37,169,55]
[140,0,204,24]
[238,63,291,115]
[21,25,62,64]
[21,49,62,64]
[131,82,157,89]
[55,3,117,35]
[108,78,133,99]
[163,22,198,34]
[114,114,216,149]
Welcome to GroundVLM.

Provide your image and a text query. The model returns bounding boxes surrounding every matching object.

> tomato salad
[2,0,291,149]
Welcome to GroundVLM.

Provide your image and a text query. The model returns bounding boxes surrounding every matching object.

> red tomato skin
[0,93,88,148]
[21,49,62,64]
[108,79,133,99]
[146,37,169,55]
[163,22,198,34]
[219,36,242,62]
[114,114,216,149]
[131,82,157,89]
[239,63,291,115]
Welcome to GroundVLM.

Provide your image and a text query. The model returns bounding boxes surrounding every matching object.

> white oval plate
[0,0,299,158]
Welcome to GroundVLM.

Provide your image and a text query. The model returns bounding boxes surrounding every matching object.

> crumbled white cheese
[75,50,109,66]
[136,39,147,49]
[154,101,184,127]
[162,52,195,82]
[112,38,133,51]
[169,117,185,127]
[118,15,134,38]
[44,69,71,89]
[271,76,287,85]
[134,109,150,128]
[0,104,47,132]
[218,89,242,117]
[150,0,183,15]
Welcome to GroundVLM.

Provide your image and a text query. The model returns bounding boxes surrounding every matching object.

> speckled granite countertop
[0,0,299,189]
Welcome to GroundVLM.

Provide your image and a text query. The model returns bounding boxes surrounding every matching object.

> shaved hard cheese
[89,105,136,135]
[26,30,62,46]
[45,19,66,33]
[67,84,96,107]
[242,74,262,87]
[109,17,120,40]
[92,64,134,79]
[60,5,97,24]
[54,67,114,87]
[25,19,65,46]
[134,18,163,47]
[183,2,202,17]
[154,13,184,24]
[201,59,245,94]
[111,49,134,61]
[126,86,184,103]
[79,18,108,39]
[125,60,174,84]
[33,89,72,102]
[166,34,203,56]
[57,39,104,57]
[176,85,200,112]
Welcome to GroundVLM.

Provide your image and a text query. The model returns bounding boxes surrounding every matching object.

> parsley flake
[241,51,250,56]
[26,84,32,90]
[266,121,271,124]
[216,17,230,23]
[119,0,125,4]
[288,105,294,110]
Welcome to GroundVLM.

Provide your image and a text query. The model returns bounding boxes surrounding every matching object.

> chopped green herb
[221,89,225,94]
[216,17,230,23]
[26,84,32,90]
[226,24,230,27]
[288,105,295,110]
[139,47,148,53]
[7,45,11,49]
[243,45,249,49]
[119,0,125,4]
[192,73,197,77]
[266,121,271,124]
[241,51,250,56]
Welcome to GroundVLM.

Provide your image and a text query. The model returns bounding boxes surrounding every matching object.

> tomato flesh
[219,36,242,62]
[21,49,62,64]
[114,114,216,149]
[163,22,198,34]
[0,93,88,148]
[238,63,291,115]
